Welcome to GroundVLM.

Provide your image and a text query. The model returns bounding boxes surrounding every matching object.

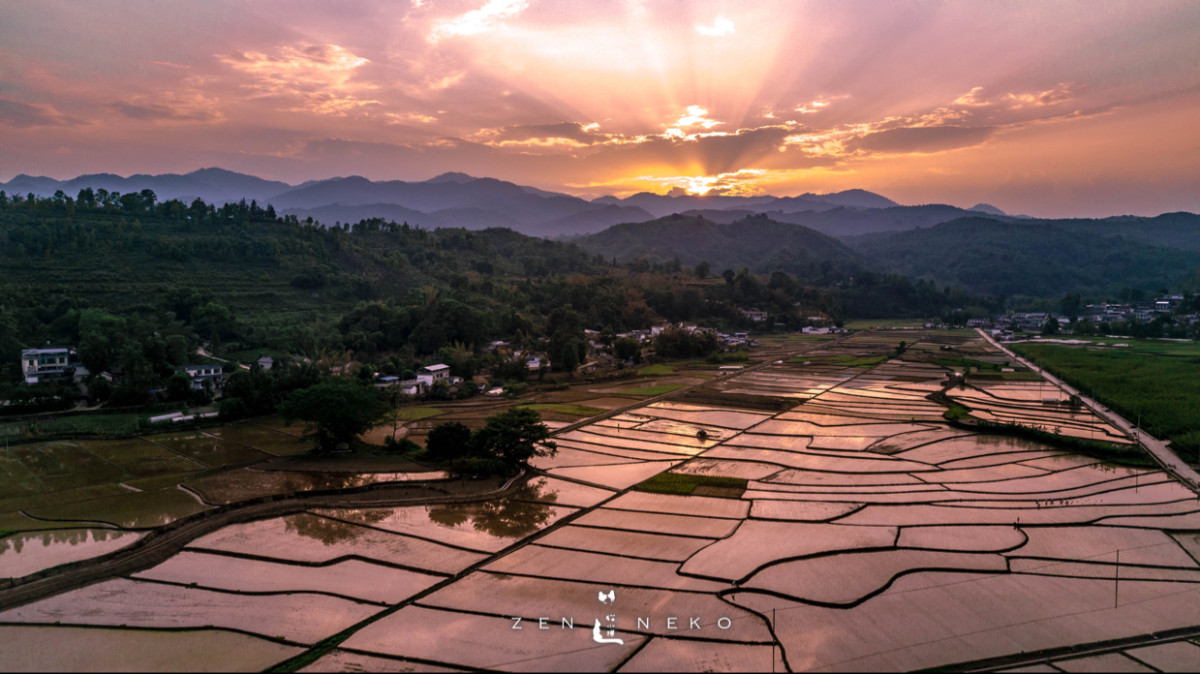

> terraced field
[4,330,1200,672]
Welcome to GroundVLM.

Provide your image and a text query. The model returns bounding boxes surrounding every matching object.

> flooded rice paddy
[4,329,1200,671]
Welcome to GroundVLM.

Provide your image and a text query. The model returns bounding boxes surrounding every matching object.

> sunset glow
[2,0,1198,216]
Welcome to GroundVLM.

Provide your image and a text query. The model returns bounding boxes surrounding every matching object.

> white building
[21,347,75,384]
[176,364,224,391]
[416,364,451,387]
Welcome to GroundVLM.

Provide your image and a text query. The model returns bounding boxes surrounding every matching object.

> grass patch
[516,403,605,416]
[845,318,925,330]
[968,371,1043,382]
[634,472,748,497]
[780,333,838,341]
[1013,343,1200,457]
[0,412,152,442]
[638,364,676,376]
[614,384,686,396]
[932,357,1001,371]
[788,354,886,368]
[943,403,971,421]
[706,350,751,364]
[393,407,443,421]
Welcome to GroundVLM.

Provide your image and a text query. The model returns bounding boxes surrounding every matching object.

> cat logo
[593,589,623,645]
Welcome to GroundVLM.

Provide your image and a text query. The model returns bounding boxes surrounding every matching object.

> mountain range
[2,167,1008,239]
[4,167,1197,298]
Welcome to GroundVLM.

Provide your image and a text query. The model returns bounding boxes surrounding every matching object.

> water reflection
[301,479,565,551]
[428,495,554,539]
[0,527,120,555]
[1,528,140,578]
[183,470,414,504]
[282,511,389,545]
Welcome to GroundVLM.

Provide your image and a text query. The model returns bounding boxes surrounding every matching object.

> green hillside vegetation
[575,213,866,283]
[0,189,997,413]
[849,217,1200,298]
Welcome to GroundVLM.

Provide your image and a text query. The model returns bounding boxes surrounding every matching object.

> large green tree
[471,407,557,470]
[280,377,386,451]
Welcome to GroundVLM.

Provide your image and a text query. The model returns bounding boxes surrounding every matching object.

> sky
[1,0,1198,217]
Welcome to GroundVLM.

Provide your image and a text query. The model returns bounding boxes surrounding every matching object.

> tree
[613,337,641,364]
[425,421,473,463]
[279,377,386,451]
[695,260,711,279]
[166,371,193,402]
[471,407,557,470]
[558,338,581,375]
[1041,315,1060,335]
[1060,293,1082,322]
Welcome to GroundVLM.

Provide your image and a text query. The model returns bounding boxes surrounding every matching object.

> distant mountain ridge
[4,169,1195,246]
[2,168,909,238]
[589,188,898,219]
[1,168,292,206]
[574,213,867,281]
[847,214,1200,297]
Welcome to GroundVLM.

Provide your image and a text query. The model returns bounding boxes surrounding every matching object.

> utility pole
[772,607,777,674]
[1114,549,1120,609]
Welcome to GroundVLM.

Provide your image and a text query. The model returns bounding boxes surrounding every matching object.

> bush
[384,435,420,455]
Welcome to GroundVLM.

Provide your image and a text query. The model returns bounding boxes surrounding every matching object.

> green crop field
[1014,342,1200,457]
[393,406,444,421]
[845,318,926,330]
[634,472,748,497]
[789,354,887,368]
[516,403,605,417]
[615,384,686,396]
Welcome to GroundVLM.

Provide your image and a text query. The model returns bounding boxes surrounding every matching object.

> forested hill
[0,190,989,388]
[848,216,1200,297]
[574,213,867,282]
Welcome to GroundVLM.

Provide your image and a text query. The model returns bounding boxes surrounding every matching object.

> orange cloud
[221,44,377,115]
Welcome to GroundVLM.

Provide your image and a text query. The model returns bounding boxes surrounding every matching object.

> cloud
[795,99,832,115]
[954,83,1077,110]
[0,98,82,127]
[695,16,735,37]
[847,125,995,154]
[226,44,370,76]
[480,121,609,146]
[663,105,723,138]
[110,101,216,122]
[431,0,529,42]
[221,43,377,115]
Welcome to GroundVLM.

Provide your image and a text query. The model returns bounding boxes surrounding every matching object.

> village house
[416,364,451,387]
[20,347,78,385]
[176,364,224,392]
